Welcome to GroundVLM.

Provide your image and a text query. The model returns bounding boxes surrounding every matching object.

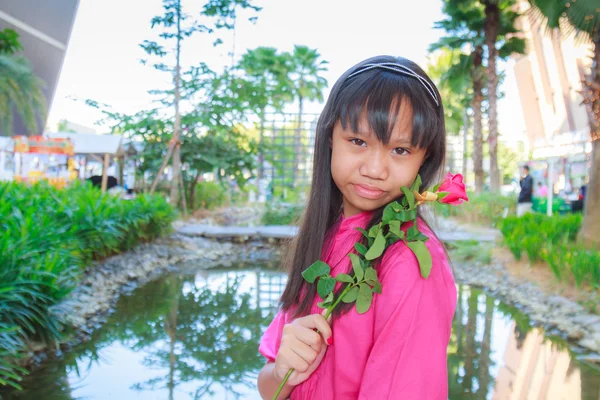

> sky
[47,0,526,138]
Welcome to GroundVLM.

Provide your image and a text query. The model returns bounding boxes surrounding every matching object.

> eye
[350,138,366,147]
[392,147,411,156]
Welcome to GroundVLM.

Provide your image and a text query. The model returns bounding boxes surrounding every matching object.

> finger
[295,328,323,351]
[282,346,310,373]
[296,315,332,339]
[321,308,332,324]
[290,340,320,365]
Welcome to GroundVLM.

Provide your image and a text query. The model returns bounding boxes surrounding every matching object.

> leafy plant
[0,181,176,389]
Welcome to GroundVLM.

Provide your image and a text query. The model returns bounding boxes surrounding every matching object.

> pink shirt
[259,211,457,399]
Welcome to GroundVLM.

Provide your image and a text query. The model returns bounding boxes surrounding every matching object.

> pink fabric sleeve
[358,240,455,400]
[258,310,287,363]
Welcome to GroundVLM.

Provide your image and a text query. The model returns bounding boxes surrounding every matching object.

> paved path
[177,222,500,242]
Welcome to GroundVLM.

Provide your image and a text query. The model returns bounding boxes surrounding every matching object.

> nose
[359,149,388,181]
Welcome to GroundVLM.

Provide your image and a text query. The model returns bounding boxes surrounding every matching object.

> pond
[1,262,599,399]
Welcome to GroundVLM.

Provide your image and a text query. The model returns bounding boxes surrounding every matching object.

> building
[511,0,593,193]
[0,0,80,136]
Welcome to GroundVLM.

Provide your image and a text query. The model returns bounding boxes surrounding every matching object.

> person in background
[536,181,548,197]
[518,165,533,216]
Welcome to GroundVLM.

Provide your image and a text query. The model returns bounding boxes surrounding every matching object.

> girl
[257,55,456,399]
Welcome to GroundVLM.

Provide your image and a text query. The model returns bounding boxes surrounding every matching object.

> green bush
[194,181,228,210]
[500,213,598,289]
[0,181,176,389]
[433,192,517,227]
[261,202,304,226]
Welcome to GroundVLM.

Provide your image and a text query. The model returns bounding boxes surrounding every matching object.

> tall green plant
[0,182,176,389]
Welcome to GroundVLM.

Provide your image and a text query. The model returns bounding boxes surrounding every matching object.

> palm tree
[432,0,525,193]
[287,45,328,187]
[427,49,473,179]
[480,0,524,192]
[527,0,599,248]
[238,47,293,180]
[431,2,488,193]
[0,55,47,136]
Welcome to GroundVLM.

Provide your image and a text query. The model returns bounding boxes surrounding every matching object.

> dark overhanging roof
[0,0,80,136]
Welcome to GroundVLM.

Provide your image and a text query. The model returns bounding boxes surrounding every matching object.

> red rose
[437,173,469,205]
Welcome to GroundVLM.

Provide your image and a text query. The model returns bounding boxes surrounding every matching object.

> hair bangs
[336,68,443,151]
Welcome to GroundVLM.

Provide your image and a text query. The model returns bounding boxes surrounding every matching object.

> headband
[346,62,440,107]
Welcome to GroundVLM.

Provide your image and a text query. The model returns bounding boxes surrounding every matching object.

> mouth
[352,184,386,200]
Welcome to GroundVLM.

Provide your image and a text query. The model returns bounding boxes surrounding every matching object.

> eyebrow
[353,131,413,146]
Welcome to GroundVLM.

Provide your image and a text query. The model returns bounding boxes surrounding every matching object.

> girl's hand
[273,310,332,387]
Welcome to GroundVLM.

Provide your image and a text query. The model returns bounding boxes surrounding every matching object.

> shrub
[261,202,304,226]
[433,192,517,227]
[0,181,177,389]
[194,181,228,210]
[499,213,598,288]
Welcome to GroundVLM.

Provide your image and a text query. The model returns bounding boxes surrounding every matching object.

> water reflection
[450,285,600,399]
[1,269,598,400]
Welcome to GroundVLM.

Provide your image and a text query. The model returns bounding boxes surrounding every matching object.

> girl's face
[331,104,427,217]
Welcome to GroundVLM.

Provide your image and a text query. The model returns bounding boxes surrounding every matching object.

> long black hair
[280,55,446,319]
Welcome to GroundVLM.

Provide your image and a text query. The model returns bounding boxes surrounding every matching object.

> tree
[0,29,46,136]
[142,0,260,207]
[286,46,328,186]
[431,3,487,193]
[527,0,599,247]
[431,0,525,193]
[237,47,293,180]
[427,48,474,181]
[480,0,524,192]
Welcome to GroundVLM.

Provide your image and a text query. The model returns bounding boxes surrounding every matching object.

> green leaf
[356,283,373,314]
[354,242,367,255]
[301,260,331,283]
[388,220,403,238]
[365,231,386,260]
[407,240,433,279]
[372,281,382,294]
[335,273,355,283]
[368,224,380,238]
[432,181,442,192]
[349,253,364,281]
[317,276,336,299]
[365,267,378,283]
[410,175,422,192]
[401,187,415,209]
[382,206,396,224]
[356,227,369,239]
[397,209,417,221]
[342,286,359,303]
[317,292,334,308]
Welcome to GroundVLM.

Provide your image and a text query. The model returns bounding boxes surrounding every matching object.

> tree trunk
[169,0,183,207]
[579,36,600,248]
[485,2,501,192]
[472,45,485,194]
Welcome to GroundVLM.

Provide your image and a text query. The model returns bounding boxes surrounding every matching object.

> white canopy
[46,132,124,156]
